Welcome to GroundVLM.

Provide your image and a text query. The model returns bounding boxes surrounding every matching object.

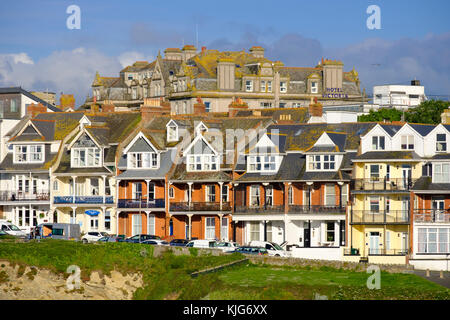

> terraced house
[51,112,140,234]
[232,122,376,260]
[0,112,84,233]
[346,122,450,265]
[88,45,365,113]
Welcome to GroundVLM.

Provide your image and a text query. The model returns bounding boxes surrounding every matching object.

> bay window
[433,163,450,183]
[418,228,449,254]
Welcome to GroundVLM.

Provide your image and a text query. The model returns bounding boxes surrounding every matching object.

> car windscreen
[217,242,229,247]
[270,242,283,250]
[8,224,21,231]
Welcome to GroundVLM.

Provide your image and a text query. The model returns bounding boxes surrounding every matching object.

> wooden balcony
[169,201,231,212]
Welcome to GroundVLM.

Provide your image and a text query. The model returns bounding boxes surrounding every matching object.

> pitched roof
[0,87,61,112]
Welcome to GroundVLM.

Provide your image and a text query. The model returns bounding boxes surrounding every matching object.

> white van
[185,239,217,249]
[0,220,27,237]
[248,241,290,257]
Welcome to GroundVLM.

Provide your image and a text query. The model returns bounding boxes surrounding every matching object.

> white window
[386,231,390,250]
[250,185,260,207]
[323,155,335,170]
[370,165,380,180]
[248,155,277,172]
[434,163,450,183]
[260,102,272,108]
[187,154,218,171]
[280,81,287,93]
[370,196,380,213]
[436,134,447,152]
[131,87,137,99]
[221,217,228,241]
[341,184,348,207]
[221,185,229,202]
[167,125,178,142]
[288,186,294,205]
[267,81,272,93]
[104,211,111,231]
[249,221,260,241]
[128,152,158,169]
[206,185,216,202]
[147,214,155,235]
[245,80,253,92]
[265,186,273,206]
[401,135,414,150]
[133,182,142,199]
[326,222,335,242]
[53,180,59,191]
[418,228,449,254]
[372,136,385,150]
[308,155,336,171]
[311,81,318,93]
[90,216,99,230]
[14,145,44,163]
[169,187,174,199]
[72,148,101,167]
[325,184,336,207]
[132,214,142,236]
[260,80,266,92]
[205,217,215,239]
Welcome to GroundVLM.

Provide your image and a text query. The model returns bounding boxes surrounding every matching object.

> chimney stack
[26,103,47,117]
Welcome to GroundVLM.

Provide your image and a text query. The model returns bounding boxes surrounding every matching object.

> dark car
[124,234,161,243]
[169,239,189,247]
[230,246,268,255]
[142,239,169,246]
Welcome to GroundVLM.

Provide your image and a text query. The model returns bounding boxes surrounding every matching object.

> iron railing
[0,191,50,201]
[234,204,285,214]
[54,196,114,204]
[170,201,231,212]
[118,198,165,209]
[351,210,409,224]
[414,209,450,223]
[289,205,346,214]
[353,178,416,191]
[368,249,408,256]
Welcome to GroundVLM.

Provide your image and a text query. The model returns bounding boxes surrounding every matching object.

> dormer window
[311,81,318,94]
[14,145,44,163]
[72,147,101,167]
[401,135,414,150]
[248,155,276,172]
[128,152,158,169]
[167,125,178,142]
[436,134,447,152]
[308,155,335,171]
[187,155,218,171]
[372,136,385,150]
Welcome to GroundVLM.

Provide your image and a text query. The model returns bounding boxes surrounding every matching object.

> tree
[405,100,450,124]
[358,108,402,122]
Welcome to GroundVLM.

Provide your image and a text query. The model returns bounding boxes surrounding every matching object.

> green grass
[208,264,450,300]
[0,240,448,300]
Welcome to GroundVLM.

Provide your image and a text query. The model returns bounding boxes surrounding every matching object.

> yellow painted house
[344,123,426,264]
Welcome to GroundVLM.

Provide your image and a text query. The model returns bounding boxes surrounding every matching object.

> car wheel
[275,254,280,257]
[82,239,88,244]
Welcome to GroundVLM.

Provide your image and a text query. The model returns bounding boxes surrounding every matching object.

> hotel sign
[322,87,348,99]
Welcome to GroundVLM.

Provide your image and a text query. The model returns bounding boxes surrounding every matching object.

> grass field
[0,240,449,300]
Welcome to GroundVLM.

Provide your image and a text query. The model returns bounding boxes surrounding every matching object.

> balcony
[289,205,346,214]
[170,201,232,212]
[54,196,114,205]
[351,210,409,224]
[0,190,50,202]
[118,198,165,209]
[367,249,408,256]
[414,209,450,223]
[353,178,416,192]
[234,204,285,214]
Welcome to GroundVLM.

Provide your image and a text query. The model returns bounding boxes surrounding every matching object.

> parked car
[82,231,108,243]
[248,241,290,257]
[98,235,122,242]
[231,246,268,255]
[142,239,169,246]
[0,220,27,238]
[124,234,161,243]
[216,241,240,252]
[169,239,189,247]
[185,239,217,249]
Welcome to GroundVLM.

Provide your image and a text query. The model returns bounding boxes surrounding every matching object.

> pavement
[413,270,450,289]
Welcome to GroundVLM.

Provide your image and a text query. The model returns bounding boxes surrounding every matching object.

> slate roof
[412,177,450,192]
[0,145,57,173]
[116,149,176,180]
[354,151,421,161]
[0,87,61,112]
[169,164,231,182]
[53,147,112,175]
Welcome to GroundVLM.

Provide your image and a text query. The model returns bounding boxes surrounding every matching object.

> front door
[432,198,445,221]
[303,221,311,247]
[369,232,380,255]
[401,232,408,254]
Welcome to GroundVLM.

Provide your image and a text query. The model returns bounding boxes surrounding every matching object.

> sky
[0,0,449,106]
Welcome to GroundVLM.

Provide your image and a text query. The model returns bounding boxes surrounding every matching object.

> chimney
[308,97,323,117]
[249,46,265,59]
[164,48,182,61]
[102,100,116,113]
[59,94,75,110]
[193,97,206,114]
[26,103,47,117]
[411,79,421,86]
[201,46,207,53]
[228,97,248,118]
[182,45,197,61]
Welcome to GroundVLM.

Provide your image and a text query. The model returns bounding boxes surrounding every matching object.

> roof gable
[184,134,217,156]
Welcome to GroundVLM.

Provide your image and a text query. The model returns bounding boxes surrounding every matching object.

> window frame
[71,147,101,168]
[14,144,45,164]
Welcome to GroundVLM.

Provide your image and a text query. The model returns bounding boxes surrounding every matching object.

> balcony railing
[0,191,50,201]
[351,210,409,224]
[353,178,416,192]
[118,198,165,209]
[170,201,232,212]
[234,204,285,214]
[414,209,450,223]
[368,249,408,256]
[54,196,114,204]
[289,205,346,214]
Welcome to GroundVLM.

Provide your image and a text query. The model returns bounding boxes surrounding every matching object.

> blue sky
[0,0,449,105]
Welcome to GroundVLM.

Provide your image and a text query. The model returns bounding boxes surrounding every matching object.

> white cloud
[118,51,154,68]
